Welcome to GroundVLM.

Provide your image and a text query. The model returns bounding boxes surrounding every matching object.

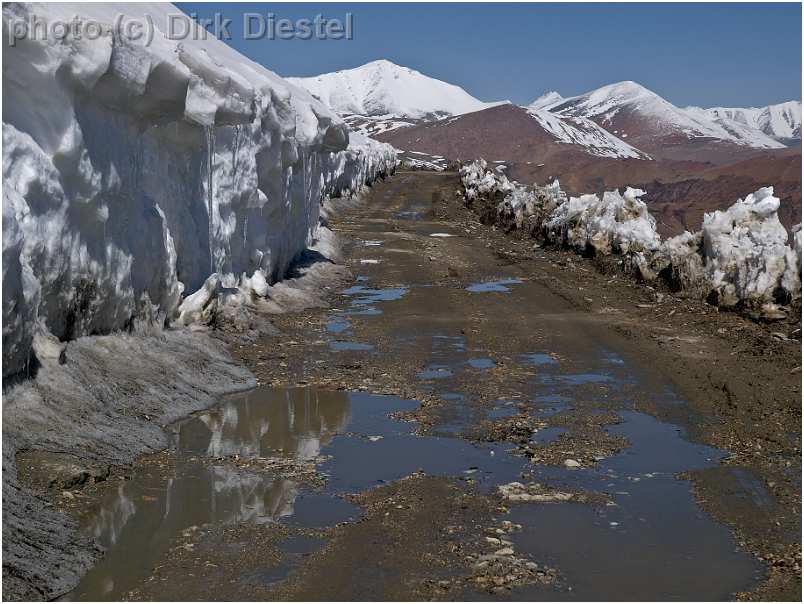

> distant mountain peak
[549,80,786,154]
[689,100,802,142]
[288,60,504,119]
[528,91,564,110]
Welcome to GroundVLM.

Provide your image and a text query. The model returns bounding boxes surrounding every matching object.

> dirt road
[51,172,800,601]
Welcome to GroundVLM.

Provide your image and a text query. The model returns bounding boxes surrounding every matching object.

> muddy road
[51,172,799,601]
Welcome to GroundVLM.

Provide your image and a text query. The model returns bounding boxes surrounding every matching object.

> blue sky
[177,2,802,107]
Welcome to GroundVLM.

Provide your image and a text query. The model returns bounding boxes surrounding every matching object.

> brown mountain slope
[375,106,801,237]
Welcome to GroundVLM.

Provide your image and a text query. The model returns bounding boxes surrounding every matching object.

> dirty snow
[460,160,801,312]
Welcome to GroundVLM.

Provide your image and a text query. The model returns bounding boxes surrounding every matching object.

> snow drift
[460,160,801,315]
[2,3,396,378]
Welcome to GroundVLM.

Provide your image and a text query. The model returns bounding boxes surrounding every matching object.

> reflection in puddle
[465,279,523,293]
[467,357,495,370]
[330,341,374,352]
[340,286,408,304]
[521,353,558,366]
[69,388,524,601]
[394,210,425,220]
[515,410,760,600]
[541,372,613,386]
[530,426,568,445]
[326,316,351,334]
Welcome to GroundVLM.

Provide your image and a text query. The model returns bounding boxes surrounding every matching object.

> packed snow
[288,59,508,119]
[460,160,801,314]
[2,2,396,378]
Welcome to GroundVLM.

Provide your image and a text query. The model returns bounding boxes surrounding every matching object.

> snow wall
[2,3,397,378]
[461,160,801,315]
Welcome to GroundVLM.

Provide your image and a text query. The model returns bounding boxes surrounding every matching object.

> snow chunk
[701,187,793,307]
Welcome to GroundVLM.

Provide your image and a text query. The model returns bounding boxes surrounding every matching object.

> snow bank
[460,160,801,314]
[2,3,396,377]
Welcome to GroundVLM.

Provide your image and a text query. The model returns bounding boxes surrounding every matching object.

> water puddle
[465,278,523,293]
[325,316,351,334]
[68,387,525,600]
[466,357,496,370]
[394,210,426,220]
[340,285,408,305]
[530,426,568,445]
[329,341,374,352]
[511,410,761,600]
[521,352,559,366]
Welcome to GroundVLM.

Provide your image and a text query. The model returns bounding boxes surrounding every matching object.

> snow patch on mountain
[288,59,507,119]
[2,2,396,378]
[526,108,651,159]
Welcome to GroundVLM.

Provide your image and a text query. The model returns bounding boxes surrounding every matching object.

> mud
[5,171,800,601]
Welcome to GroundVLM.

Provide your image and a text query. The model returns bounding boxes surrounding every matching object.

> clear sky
[177,2,802,108]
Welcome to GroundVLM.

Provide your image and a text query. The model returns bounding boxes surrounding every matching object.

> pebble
[495,547,515,556]
[564,459,581,468]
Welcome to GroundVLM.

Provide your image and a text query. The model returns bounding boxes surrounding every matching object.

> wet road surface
[66,172,763,600]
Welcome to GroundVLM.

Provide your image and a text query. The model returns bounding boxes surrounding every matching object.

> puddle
[510,410,761,600]
[465,279,523,293]
[489,405,519,419]
[530,426,567,445]
[521,353,558,366]
[466,357,495,370]
[326,317,351,334]
[330,341,374,352]
[394,210,425,220]
[68,387,525,601]
[541,372,613,386]
[325,285,410,350]
[340,286,408,305]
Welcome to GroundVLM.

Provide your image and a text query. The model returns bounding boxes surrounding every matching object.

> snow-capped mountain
[528,91,564,110]
[692,101,801,142]
[288,59,506,120]
[543,81,785,155]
